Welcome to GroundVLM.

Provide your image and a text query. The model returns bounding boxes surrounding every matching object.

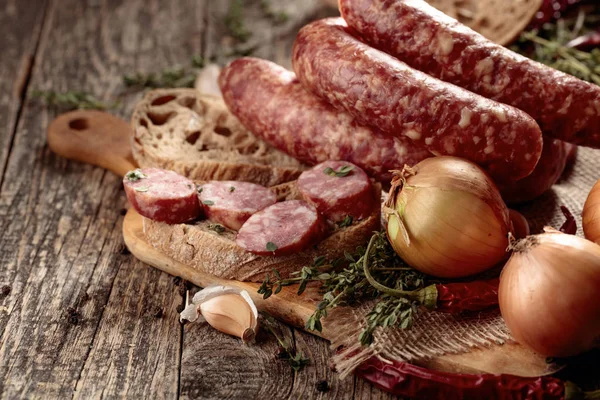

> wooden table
[0,1,598,399]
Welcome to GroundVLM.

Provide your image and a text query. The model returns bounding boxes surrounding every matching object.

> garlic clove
[179,285,259,343]
[200,294,257,343]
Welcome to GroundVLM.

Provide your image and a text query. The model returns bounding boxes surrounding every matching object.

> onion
[384,157,512,278]
[509,209,530,239]
[583,179,600,244]
[499,229,600,357]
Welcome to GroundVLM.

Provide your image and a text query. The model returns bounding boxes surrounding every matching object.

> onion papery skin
[499,232,600,357]
[386,157,511,278]
[583,179,600,244]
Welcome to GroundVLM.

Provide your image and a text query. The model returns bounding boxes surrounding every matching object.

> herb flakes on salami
[298,161,376,223]
[123,168,201,224]
[236,200,325,256]
[198,180,277,230]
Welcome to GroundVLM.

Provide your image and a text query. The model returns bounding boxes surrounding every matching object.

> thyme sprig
[225,0,251,43]
[123,67,197,89]
[262,314,310,372]
[31,90,119,111]
[258,232,427,345]
[514,6,600,84]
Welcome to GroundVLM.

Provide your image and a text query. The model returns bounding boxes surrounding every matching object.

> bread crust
[144,181,382,282]
[131,89,305,187]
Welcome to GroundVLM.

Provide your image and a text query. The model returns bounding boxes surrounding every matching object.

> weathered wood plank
[177,2,351,399]
[0,0,48,186]
[288,331,355,399]
[179,316,295,399]
[0,0,207,397]
[73,262,183,399]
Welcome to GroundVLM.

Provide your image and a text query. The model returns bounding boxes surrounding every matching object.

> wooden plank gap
[176,292,186,400]
[0,0,51,191]
[69,218,126,400]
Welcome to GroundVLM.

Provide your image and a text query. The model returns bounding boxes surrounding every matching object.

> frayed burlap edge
[327,148,599,378]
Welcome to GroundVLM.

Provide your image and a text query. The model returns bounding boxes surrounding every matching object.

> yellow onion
[583,178,600,244]
[509,209,530,240]
[384,156,512,278]
[499,229,600,357]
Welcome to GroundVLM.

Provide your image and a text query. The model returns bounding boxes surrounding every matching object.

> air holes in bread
[186,131,201,145]
[214,126,232,137]
[178,96,196,109]
[140,119,149,128]
[147,111,175,126]
[151,95,177,106]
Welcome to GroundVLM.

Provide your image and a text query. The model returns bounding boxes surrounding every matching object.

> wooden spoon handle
[47,110,137,176]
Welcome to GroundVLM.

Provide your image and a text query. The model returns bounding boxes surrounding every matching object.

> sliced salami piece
[236,200,325,256]
[339,0,600,148]
[292,18,543,183]
[297,161,375,223]
[218,57,432,183]
[123,168,201,224]
[198,181,277,230]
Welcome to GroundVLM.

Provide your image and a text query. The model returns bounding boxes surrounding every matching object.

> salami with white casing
[218,57,432,183]
[236,200,325,256]
[198,181,277,230]
[123,168,201,224]
[297,161,376,222]
[292,18,543,183]
[339,0,600,148]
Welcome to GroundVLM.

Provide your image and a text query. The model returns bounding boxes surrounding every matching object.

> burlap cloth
[327,147,600,377]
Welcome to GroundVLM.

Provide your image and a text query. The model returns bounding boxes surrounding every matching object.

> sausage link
[499,137,569,204]
[218,57,431,183]
[339,0,600,148]
[292,18,543,183]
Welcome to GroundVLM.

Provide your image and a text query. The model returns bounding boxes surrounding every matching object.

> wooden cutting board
[48,109,562,378]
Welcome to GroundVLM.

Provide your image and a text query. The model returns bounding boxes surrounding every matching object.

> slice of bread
[143,181,382,282]
[131,89,305,187]
[425,0,542,45]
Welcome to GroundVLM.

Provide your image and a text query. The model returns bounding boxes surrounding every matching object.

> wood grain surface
[0,0,598,399]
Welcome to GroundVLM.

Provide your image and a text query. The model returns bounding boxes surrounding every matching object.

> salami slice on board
[123,168,201,224]
[297,161,375,222]
[236,200,325,256]
[198,181,277,230]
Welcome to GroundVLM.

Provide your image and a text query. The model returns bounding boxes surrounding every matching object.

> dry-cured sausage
[292,18,543,183]
[339,0,600,148]
[219,57,432,183]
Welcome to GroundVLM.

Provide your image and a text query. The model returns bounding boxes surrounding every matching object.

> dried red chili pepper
[435,279,499,314]
[559,206,577,235]
[566,29,600,51]
[363,254,499,313]
[356,357,599,400]
[528,0,583,29]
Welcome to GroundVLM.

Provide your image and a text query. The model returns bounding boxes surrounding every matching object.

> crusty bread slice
[425,0,542,45]
[143,181,382,282]
[131,89,305,187]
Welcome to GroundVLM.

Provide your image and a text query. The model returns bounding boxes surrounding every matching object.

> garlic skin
[499,230,600,357]
[180,285,258,343]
